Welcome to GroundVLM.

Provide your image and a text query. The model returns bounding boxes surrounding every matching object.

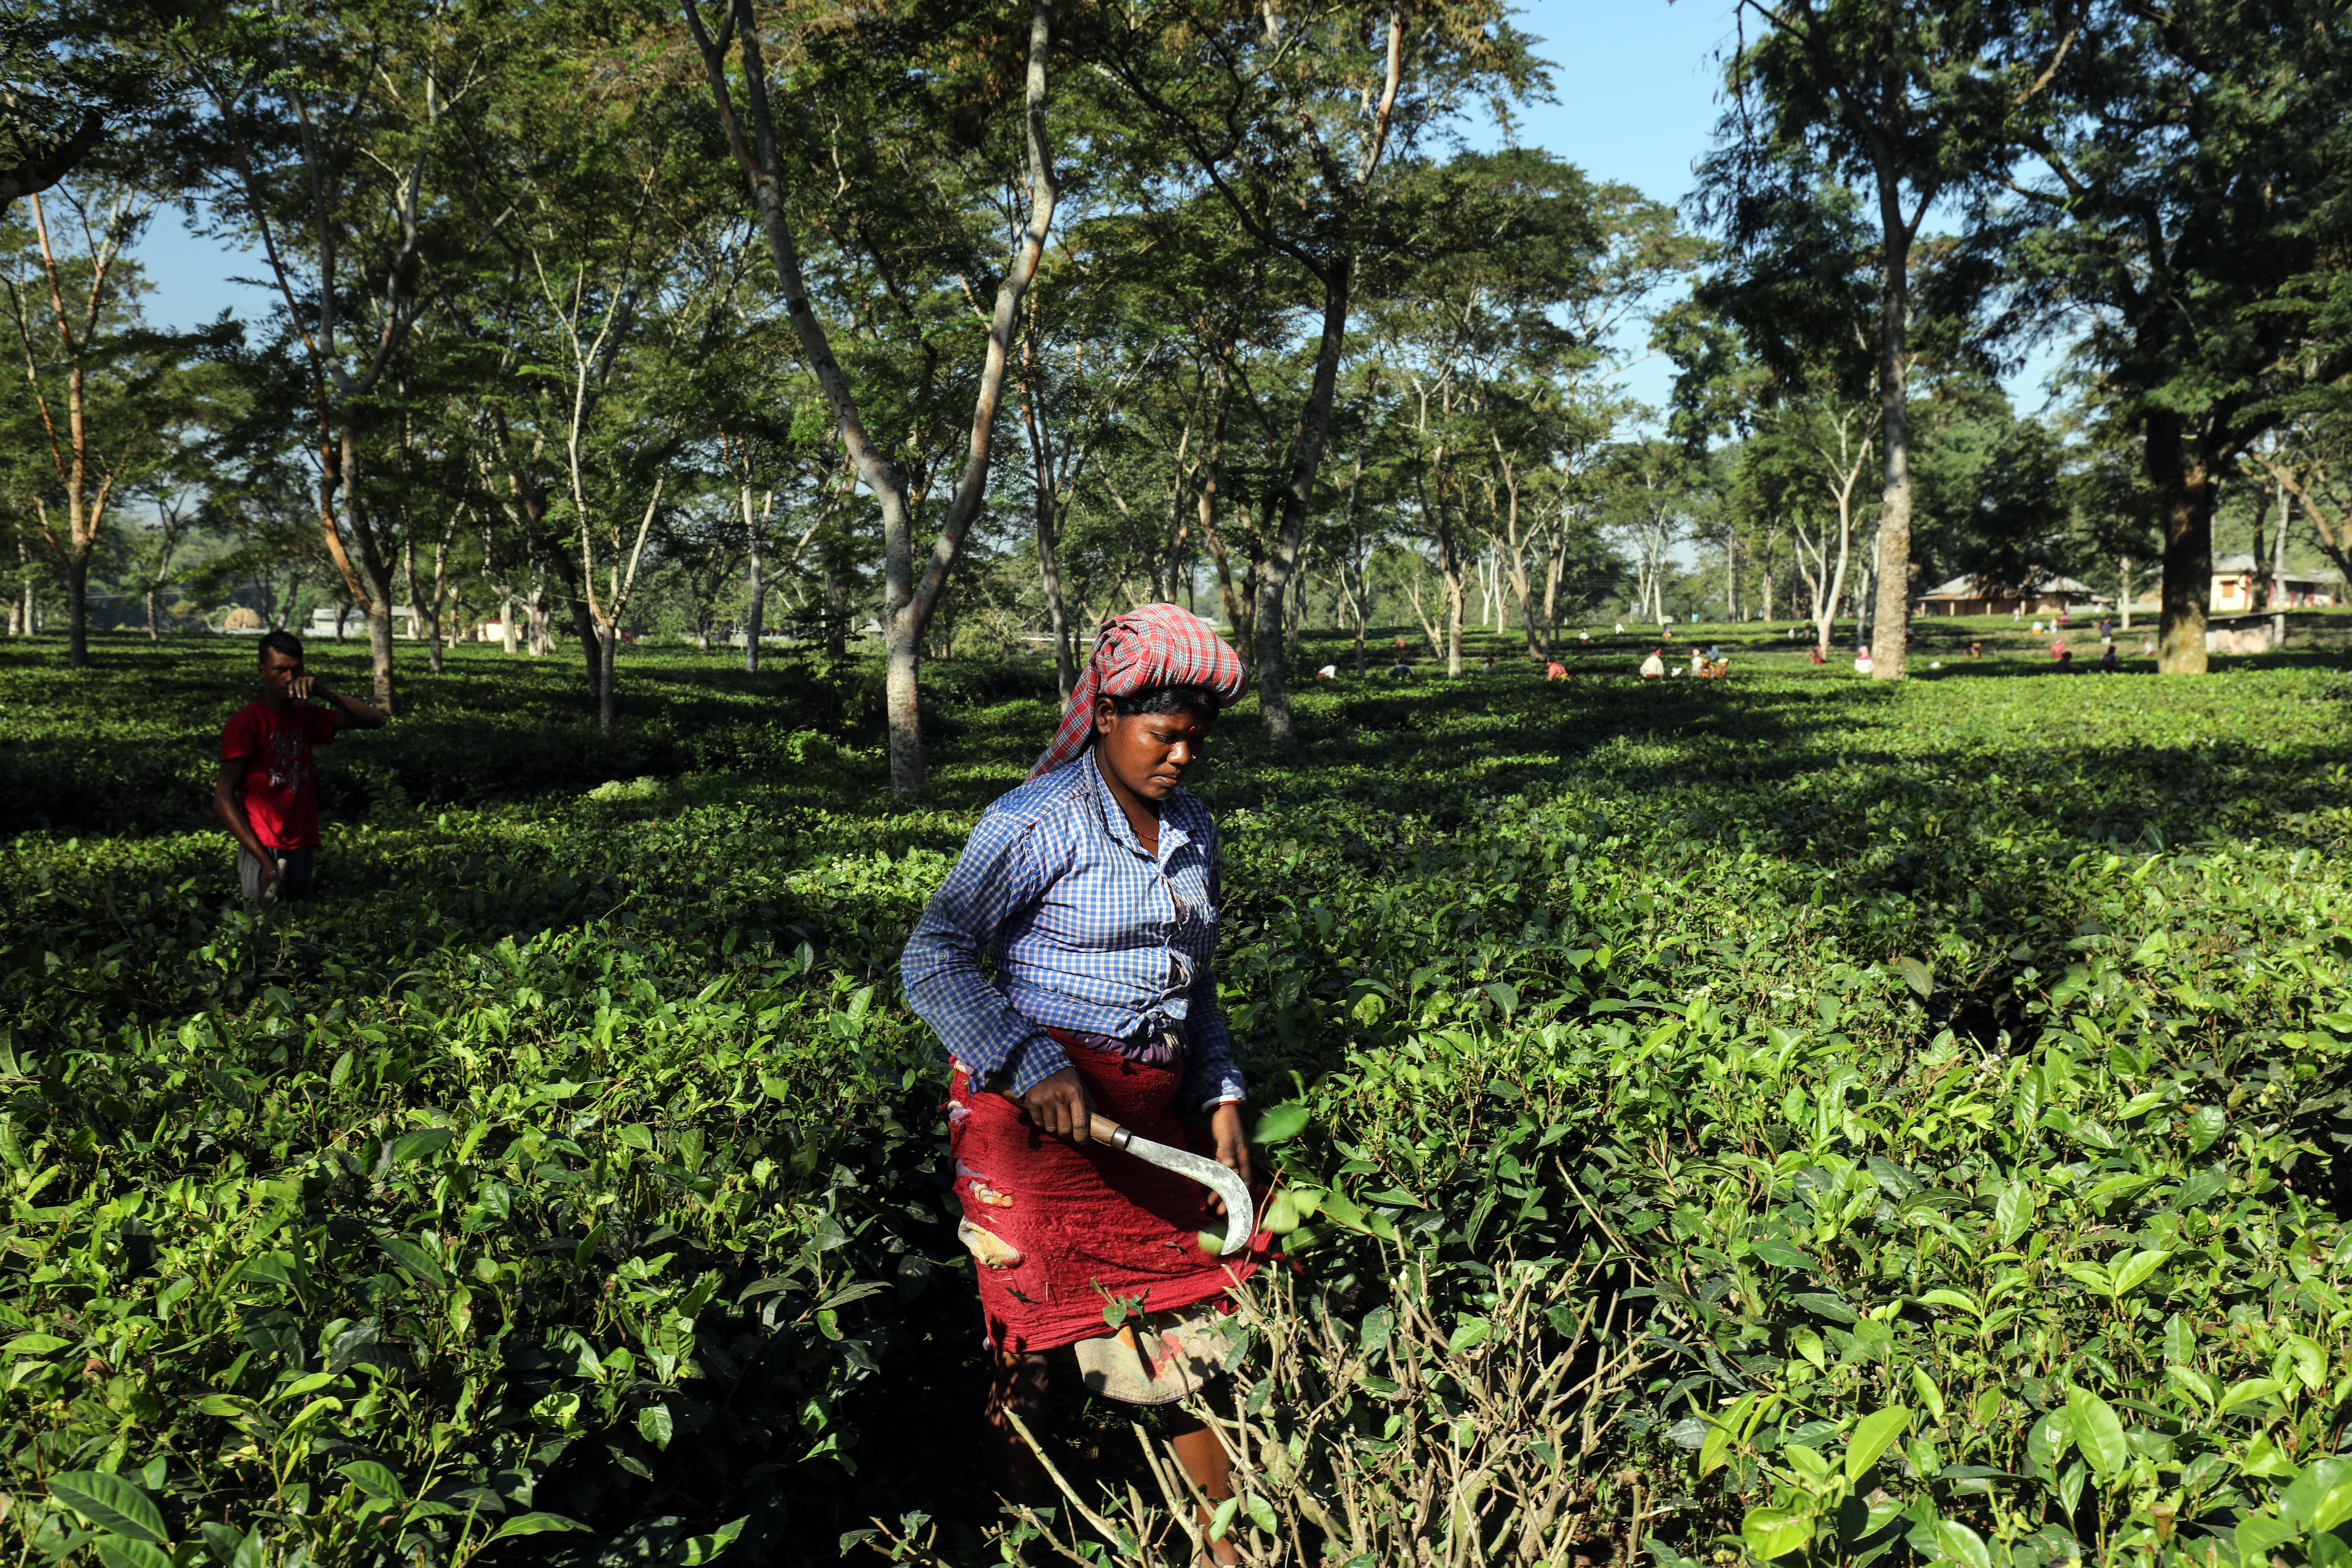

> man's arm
[292,675,387,729]
[214,758,275,887]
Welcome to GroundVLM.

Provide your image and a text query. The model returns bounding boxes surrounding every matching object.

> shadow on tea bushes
[0,893,964,1568]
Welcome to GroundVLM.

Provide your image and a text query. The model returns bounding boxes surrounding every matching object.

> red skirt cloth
[948,1035,1268,1353]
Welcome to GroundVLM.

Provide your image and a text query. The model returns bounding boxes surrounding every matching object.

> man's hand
[1207,1102,1251,1217]
[253,857,279,896]
[1017,1067,1093,1142]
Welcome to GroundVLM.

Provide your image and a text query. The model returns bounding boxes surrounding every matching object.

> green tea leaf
[679,1517,747,1566]
[94,1539,173,1568]
[2165,1365,2219,1410]
[2110,1248,2170,1295]
[1845,1406,1911,1483]
[2185,1104,2225,1154]
[337,1461,402,1501]
[1792,1292,1858,1324]
[1748,1239,1813,1271]
[2065,1387,2128,1478]
[1740,1507,1811,1560]
[1993,1182,2030,1248]
[2026,1409,2071,1470]
[1933,1520,1992,1568]
[47,1473,168,1545]
[1893,956,1932,999]
[1250,1103,1309,1144]
[2283,1334,2326,1392]
[2014,1067,2049,1134]
[2305,1459,2352,1534]
[377,1236,446,1288]
[1909,1366,1947,1426]
[2218,1377,2285,1413]
[639,1402,674,1450]
[386,1128,455,1166]
[485,1513,589,1545]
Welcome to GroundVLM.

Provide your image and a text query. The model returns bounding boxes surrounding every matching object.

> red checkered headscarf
[1027,603,1247,780]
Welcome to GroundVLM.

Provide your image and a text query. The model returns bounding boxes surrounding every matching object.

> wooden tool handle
[1088,1112,1132,1150]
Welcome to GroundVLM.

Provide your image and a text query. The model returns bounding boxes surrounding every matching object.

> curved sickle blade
[1090,1114,1253,1255]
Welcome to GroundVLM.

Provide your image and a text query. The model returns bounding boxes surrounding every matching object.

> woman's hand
[1017,1067,1093,1141]
[1206,1102,1251,1217]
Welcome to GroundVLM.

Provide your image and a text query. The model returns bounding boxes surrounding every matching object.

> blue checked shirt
[901,751,1247,1112]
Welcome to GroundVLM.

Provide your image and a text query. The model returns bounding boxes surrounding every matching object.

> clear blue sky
[130,2,2053,413]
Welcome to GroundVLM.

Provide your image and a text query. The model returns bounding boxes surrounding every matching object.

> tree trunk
[428,532,449,673]
[1441,524,1463,677]
[402,537,420,642]
[364,581,398,713]
[2118,557,2133,633]
[2271,484,2289,649]
[65,554,87,666]
[1253,252,1355,743]
[744,517,764,675]
[544,550,600,683]
[598,626,617,736]
[1868,162,1914,681]
[145,588,159,642]
[822,556,846,657]
[2148,412,2212,674]
[687,0,1056,794]
[1038,495,1074,699]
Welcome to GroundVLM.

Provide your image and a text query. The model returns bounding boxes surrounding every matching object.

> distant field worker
[1639,648,1665,679]
[2051,637,2072,667]
[1546,660,1568,679]
[902,602,1267,1546]
[215,630,387,910]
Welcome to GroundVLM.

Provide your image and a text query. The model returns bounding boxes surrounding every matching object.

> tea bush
[0,632,2348,1568]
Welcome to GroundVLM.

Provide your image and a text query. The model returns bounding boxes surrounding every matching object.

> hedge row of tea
[0,639,2347,1568]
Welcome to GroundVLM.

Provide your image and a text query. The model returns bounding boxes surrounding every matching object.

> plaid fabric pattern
[902,751,1246,1111]
[1028,602,1247,780]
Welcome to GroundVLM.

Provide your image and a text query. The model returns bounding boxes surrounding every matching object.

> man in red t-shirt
[215,631,388,908]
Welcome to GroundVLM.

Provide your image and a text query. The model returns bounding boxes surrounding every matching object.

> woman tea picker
[903,603,1271,1535]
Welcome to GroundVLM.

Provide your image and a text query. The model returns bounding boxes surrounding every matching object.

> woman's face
[1092,697,1215,804]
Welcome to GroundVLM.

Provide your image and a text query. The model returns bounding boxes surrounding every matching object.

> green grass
[0,631,2348,1567]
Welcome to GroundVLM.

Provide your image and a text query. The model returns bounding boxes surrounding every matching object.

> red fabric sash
[948,1036,1267,1353]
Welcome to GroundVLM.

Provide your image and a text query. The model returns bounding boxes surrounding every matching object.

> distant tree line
[0,0,2347,785]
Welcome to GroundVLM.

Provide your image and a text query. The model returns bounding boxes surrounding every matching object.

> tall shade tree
[178,1,546,710]
[1696,0,2078,680]
[0,0,185,215]
[1090,0,1544,742]
[1985,0,2352,672]
[682,0,1062,796]
[1,178,161,665]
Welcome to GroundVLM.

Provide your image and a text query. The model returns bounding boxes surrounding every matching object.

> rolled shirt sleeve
[901,812,1072,1097]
